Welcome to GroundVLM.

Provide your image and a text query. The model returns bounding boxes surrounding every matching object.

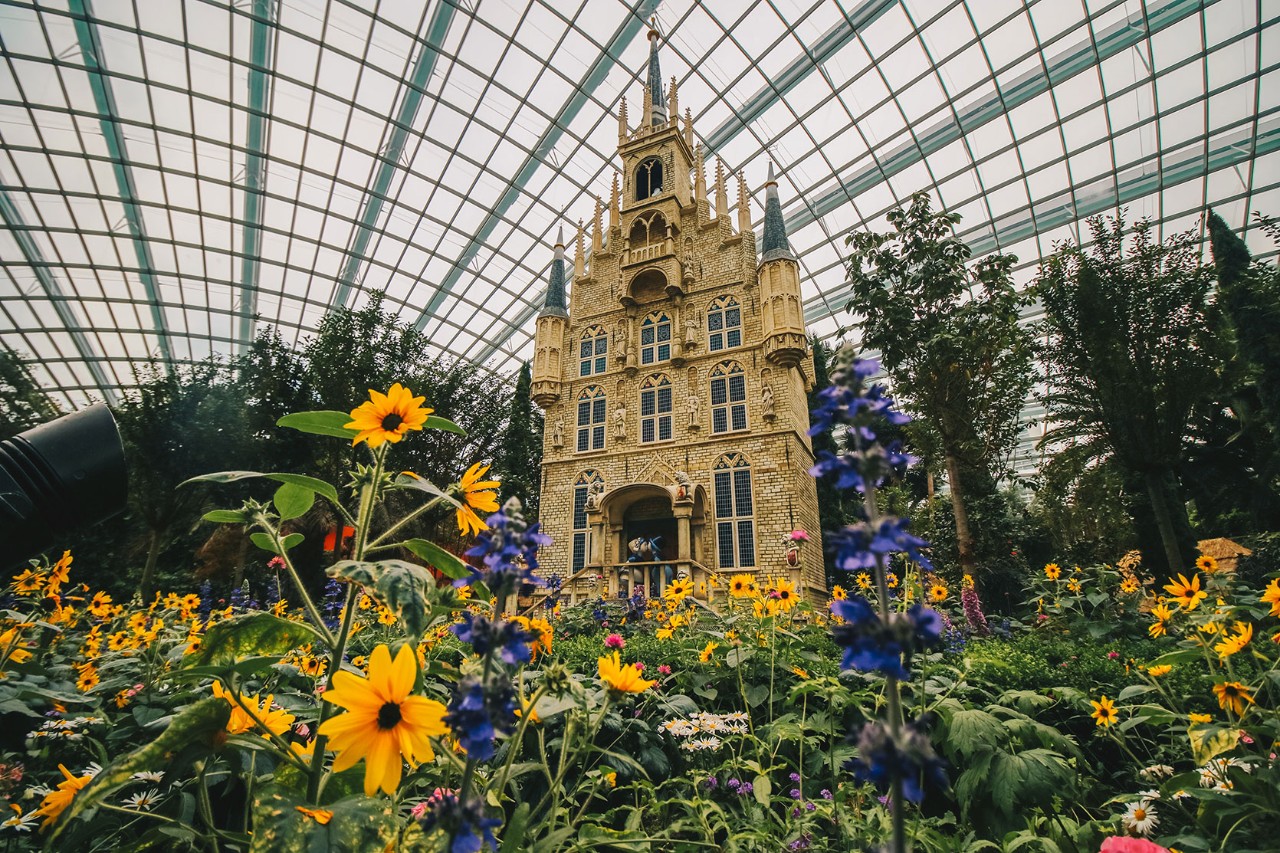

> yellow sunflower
[317,644,449,796]
[1195,554,1219,573]
[1119,576,1140,594]
[663,577,694,604]
[212,682,295,737]
[598,651,657,694]
[1213,622,1253,660]
[34,764,92,828]
[772,578,798,611]
[1066,578,1082,594]
[1146,664,1172,677]
[0,628,31,665]
[855,572,872,590]
[831,584,847,601]
[1163,573,1207,611]
[728,573,755,598]
[449,462,501,537]
[928,584,948,603]
[1261,579,1280,618]
[1044,563,1061,581]
[11,568,44,595]
[699,641,719,663]
[1090,695,1117,727]
[345,384,432,448]
[1212,681,1255,717]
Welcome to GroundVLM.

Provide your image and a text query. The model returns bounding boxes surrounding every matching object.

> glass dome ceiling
[1,0,1276,424]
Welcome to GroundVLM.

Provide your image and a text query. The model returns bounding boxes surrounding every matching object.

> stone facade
[530,29,823,603]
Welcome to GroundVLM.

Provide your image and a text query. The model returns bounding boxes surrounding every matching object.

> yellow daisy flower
[1212,681,1255,717]
[597,651,657,694]
[830,584,847,601]
[1163,573,1207,611]
[1261,578,1280,618]
[1213,622,1252,660]
[1090,695,1117,727]
[1044,563,1061,581]
[928,583,948,603]
[855,572,872,590]
[663,578,694,604]
[1195,554,1219,573]
[772,578,798,611]
[1146,664,1172,677]
[728,573,755,598]
[699,641,719,663]
[295,806,333,825]
[34,764,92,828]
[345,383,432,448]
[212,682,295,738]
[452,462,500,537]
[317,644,449,796]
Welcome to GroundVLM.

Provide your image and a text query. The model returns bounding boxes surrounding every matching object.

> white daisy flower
[124,789,162,810]
[1122,801,1159,836]
[131,770,164,784]
[1,807,39,832]
[1139,764,1174,781]
[1136,789,1161,805]
[81,762,103,778]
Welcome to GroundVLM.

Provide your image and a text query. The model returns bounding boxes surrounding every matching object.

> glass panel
[657,386,671,412]
[642,419,655,443]
[577,429,589,452]
[727,329,741,348]
[710,333,724,351]
[642,326,655,344]
[728,374,746,401]
[737,521,755,567]
[640,390,655,416]
[708,312,724,331]
[595,337,607,355]
[711,378,727,405]
[573,486,588,529]
[580,361,591,376]
[592,425,605,449]
[572,531,587,572]
[592,398,606,422]
[657,343,669,361]
[580,340,593,358]
[713,408,728,433]
[642,348,655,365]
[731,405,747,431]
[595,356,606,373]
[733,469,753,515]
[657,323,670,342]
[717,522,736,569]
[658,416,671,441]
[726,307,740,326]
[714,471,732,516]
[578,401,591,426]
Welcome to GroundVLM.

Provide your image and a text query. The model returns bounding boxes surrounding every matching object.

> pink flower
[268,556,286,570]
[1107,651,1120,660]
[409,801,429,819]
[657,665,672,675]
[604,633,625,649]
[633,662,645,671]
[788,530,810,542]
[1099,837,1170,853]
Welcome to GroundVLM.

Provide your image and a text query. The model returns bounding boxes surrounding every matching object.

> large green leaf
[185,613,327,668]
[202,509,249,524]
[275,410,355,440]
[402,538,470,581]
[274,482,315,520]
[424,415,465,435]
[46,697,231,845]
[183,470,341,507]
[328,560,431,640]
[250,789,399,853]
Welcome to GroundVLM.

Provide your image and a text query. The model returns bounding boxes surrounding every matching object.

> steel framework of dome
[1,0,1276,466]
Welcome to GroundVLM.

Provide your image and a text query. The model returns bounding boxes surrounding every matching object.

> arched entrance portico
[584,480,709,600]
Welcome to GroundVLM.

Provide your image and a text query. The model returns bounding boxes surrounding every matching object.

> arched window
[713,453,755,569]
[639,374,673,443]
[636,156,663,200]
[576,386,607,452]
[628,212,667,247]
[710,361,747,433]
[579,325,608,377]
[640,312,672,365]
[572,470,603,573]
[707,295,742,352]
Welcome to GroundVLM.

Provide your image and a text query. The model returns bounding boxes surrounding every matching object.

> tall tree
[0,346,60,440]
[1035,215,1217,577]
[844,192,1037,583]
[497,361,543,518]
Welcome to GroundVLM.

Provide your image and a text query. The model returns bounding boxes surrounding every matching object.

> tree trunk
[138,528,162,601]
[943,454,978,580]
[1143,469,1186,578]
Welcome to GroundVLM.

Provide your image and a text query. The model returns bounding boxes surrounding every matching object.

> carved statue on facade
[761,382,775,420]
[613,401,628,440]
[551,416,564,448]
[687,390,700,428]
[684,309,699,347]
[584,479,605,511]
[674,470,691,501]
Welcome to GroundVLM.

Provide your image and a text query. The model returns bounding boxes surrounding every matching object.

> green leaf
[403,538,469,580]
[273,482,315,521]
[185,612,327,668]
[250,532,278,554]
[1117,684,1156,701]
[499,802,530,852]
[745,684,770,708]
[424,415,466,435]
[202,509,248,524]
[724,646,755,668]
[275,410,355,440]
[47,697,231,844]
[249,790,399,853]
[752,774,771,806]
[281,533,304,551]
[182,470,341,507]
[329,560,431,640]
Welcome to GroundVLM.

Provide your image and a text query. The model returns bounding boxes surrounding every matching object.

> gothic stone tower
[530,26,822,603]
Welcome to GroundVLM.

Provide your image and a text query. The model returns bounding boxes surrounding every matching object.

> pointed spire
[642,83,654,129]
[618,96,628,142]
[694,144,706,205]
[592,197,603,254]
[714,158,728,220]
[667,75,679,126]
[574,220,586,279]
[609,174,620,230]
[647,21,666,126]
[761,162,794,262]
[540,226,569,317]
[683,107,694,148]
[737,172,751,234]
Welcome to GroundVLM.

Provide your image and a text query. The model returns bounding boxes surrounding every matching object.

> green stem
[273,540,335,646]
[367,494,449,550]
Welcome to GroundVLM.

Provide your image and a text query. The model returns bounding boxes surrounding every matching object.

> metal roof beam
[785,0,1207,240]
[236,0,278,355]
[68,0,174,371]
[0,189,118,404]
[329,0,457,312]
[702,0,899,153]
[804,116,1280,322]
[412,0,662,333]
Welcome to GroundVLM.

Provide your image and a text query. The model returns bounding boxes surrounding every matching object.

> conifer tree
[497,361,543,519]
